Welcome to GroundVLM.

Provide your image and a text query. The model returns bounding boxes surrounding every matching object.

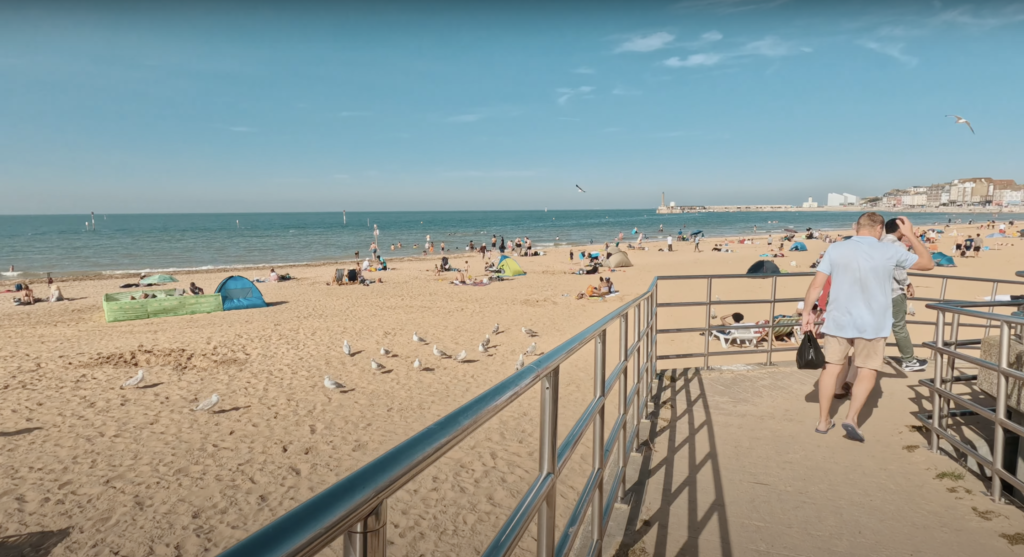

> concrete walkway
[605,363,1024,557]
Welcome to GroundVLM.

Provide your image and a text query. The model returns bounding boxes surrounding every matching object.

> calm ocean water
[0,210,972,279]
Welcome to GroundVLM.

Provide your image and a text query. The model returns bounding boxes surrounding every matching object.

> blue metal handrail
[220,279,660,557]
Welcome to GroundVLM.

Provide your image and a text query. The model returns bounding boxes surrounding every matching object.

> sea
[0,210,980,279]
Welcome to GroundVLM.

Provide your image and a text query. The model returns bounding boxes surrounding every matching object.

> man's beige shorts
[823,335,886,371]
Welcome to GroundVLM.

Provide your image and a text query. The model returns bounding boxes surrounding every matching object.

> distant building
[801,197,818,208]
[826,192,859,207]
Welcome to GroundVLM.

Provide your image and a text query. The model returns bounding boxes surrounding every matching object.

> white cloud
[699,30,723,43]
[572,66,596,74]
[859,41,918,67]
[740,36,801,57]
[664,53,723,68]
[442,170,537,178]
[556,86,595,105]
[933,5,1024,29]
[447,114,482,123]
[612,86,641,95]
[616,32,675,53]
[663,36,805,69]
[675,0,791,13]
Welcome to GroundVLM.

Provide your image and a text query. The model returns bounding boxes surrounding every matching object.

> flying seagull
[193,394,220,412]
[121,369,146,389]
[945,115,974,134]
[324,376,346,389]
[576,184,587,193]
[343,340,352,356]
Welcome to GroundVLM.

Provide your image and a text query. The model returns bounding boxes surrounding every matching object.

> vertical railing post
[704,278,712,370]
[993,322,1011,503]
[930,310,945,453]
[939,314,959,435]
[652,279,658,383]
[592,330,607,555]
[985,282,999,338]
[537,366,559,557]
[344,500,388,557]
[932,278,948,366]
[633,303,642,452]
[767,275,778,366]
[618,314,629,503]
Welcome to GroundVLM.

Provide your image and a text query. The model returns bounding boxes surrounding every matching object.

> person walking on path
[881,218,929,372]
[973,233,984,257]
[800,213,934,442]
[667,234,673,252]
[693,235,702,253]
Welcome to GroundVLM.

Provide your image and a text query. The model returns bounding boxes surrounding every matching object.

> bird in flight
[576,184,587,193]
[945,115,974,134]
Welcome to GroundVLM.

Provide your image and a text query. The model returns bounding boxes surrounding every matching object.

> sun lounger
[711,329,761,348]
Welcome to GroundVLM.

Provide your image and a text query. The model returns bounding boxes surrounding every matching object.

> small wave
[0,271,22,276]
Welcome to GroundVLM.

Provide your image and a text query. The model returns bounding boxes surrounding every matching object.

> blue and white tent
[215,276,268,311]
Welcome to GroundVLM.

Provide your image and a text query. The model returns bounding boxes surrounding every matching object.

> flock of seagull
[118,324,542,413]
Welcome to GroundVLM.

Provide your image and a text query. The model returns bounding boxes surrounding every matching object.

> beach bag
[796,334,825,370]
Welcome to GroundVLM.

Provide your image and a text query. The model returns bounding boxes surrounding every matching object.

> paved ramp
[605,363,1024,557]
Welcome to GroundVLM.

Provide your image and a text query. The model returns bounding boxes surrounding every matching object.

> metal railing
[655,272,1024,370]
[219,271,1024,556]
[919,296,1024,503]
[219,280,660,557]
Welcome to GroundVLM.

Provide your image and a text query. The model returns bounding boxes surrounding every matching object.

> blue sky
[2,0,1023,214]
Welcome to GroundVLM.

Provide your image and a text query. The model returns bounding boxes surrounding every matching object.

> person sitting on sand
[269,268,280,282]
[49,284,64,302]
[20,283,35,305]
[189,282,204,295]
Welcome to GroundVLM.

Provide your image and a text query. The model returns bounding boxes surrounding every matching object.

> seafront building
[826,192,859,206]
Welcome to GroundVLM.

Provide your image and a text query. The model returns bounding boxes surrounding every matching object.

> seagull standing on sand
[343,340,352,356]
[483,334,491,347]
[524,342,537,357]
[380,347,392,357]
[492,323,500,334]
[193,394,220,412]
[946,115,975,134]
[433,345,448,358]
[523,327,538,337]
[413,332,425,343]
[413,358,422,369]
[515,354,525,371]
[576,184,587,193]
[121,369,145,389]
[324,376,346,389]
[371,359,383,371]
[454,350,467,363]
[479,343,488,354]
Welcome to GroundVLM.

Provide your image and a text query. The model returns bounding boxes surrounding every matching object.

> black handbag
[796,334,825,370]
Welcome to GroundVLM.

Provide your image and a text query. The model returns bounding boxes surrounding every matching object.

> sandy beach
[2,224,1022,556]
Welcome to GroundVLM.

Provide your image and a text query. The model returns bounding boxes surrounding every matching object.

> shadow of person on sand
[0,527,71,556]
[213,405,251,415]
[0,427,43,438]
[803,360,904,429]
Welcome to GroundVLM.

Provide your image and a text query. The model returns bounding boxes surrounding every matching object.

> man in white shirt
[801,213,934,442]
[666,235,673,252]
